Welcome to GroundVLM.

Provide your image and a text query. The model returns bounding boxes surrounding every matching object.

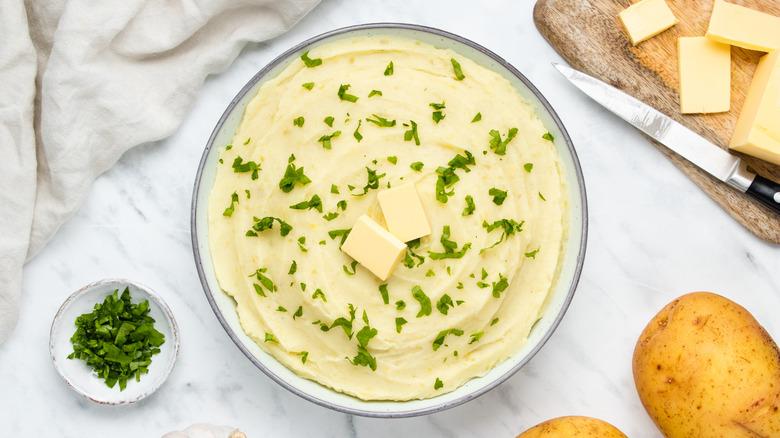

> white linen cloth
[0,0,320,343]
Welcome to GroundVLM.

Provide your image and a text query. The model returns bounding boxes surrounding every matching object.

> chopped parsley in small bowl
[49,279,180,405]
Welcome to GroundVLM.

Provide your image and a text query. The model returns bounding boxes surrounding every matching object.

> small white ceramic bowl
[191,23,587,417]
[50,279,180,405]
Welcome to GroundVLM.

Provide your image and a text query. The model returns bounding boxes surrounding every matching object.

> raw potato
[516,416,628,437]
[633,292,780,437]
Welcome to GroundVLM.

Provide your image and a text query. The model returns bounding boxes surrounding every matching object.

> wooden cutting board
[533,0,780,244]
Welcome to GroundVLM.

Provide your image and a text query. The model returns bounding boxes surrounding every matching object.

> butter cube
[678,37,731,114]
[377,183,432,243]
[618,0,678,46]
[729,49,780,166]
[706,0,780,53]
[341,215,406,281]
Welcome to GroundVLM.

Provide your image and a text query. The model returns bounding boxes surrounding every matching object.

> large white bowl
[191,23,587,418]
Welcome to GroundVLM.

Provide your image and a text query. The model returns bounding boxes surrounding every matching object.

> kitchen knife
[553,63,780,216]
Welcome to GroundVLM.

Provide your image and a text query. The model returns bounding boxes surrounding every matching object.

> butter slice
[729,49,780,165]
[706,0,780,53]
[342,215,406,281]
[377,183,432,243]
[618,0,678,46]
[678,37,731,114]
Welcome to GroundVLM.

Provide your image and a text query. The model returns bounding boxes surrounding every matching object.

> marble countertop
[3,0,779,436]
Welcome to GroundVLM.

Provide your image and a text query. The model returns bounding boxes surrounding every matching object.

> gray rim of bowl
[49,278,181,405]
[190,22,588,418]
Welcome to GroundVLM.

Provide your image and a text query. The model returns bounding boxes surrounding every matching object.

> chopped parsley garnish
[469,332,484,344]
[312,288,326,301]
[471,112,482,123]
[318,131,341,149]
[300,51,322,68]
[525,247,540,259]
[387,156,398,165]
[223,191,239,217]
[403,120,420,145]
[384,61,394,76]
[337,84,358,102]
[249,268,277,296]
[488,128,519,155]
[288,260,297,275]
[343,260,358,276]
[434,378,444,390]
[462,195,475,216]
[293,306,303,320]
[328,228,351,248]
[425,269,435,277]
[523,163,534,173]
[378,284,389,305]
[437,294,454,315]
[396,300,406,311]
[353,120,363,142]
[67,287,165,391]
[264,333,279,343]
[348,311,378,371]
[279,154,311,193]
[491,274,509,298]
[232,156,260,180]
[298,351,308,363]
[395,317,407,333]
[481,218,523,253]
[366,114,396,127]
[302,82,314,90]
[368,90,383,97]
[428,225,472,260]
[324,116,335,127]
[542,132,554,141]
[491,318,499,326]
[481,268,488,280]
[297,236,308,252]
[336,200,348,211]
[247,216,292,237]
[410,161,424,172]
[489,188,508,205]
[330,184,339,194]
[322,212,339,221]
[402,238,425,268]
[293,116,305,127]
[353,167,386,196]
[539,192,546,201]
[289,194,323,213]
[277,306,287,312]
[412,285,432,317]
[434,151,476,203]
[450,58,465,80]
[433,328,463,351]
[429,101,445,124]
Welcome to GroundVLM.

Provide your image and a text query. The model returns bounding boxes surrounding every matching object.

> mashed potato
[208,35,567,401]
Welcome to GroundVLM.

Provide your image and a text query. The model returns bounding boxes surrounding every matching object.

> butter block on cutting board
[618,0,678,46]
[678,37,731,114]
[377,183,431,243]
[706,0,780,53]
[341,215,406,281]
[729,49,780,166]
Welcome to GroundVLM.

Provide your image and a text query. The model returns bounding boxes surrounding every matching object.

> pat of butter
[341,215,406,281]
[678,37,731,114]
[706,0,780,53]
[729,49,780,166]
[618,0,678,46]
[377,183,432,243]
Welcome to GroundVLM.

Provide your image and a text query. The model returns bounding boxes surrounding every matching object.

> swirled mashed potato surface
[208,36,568,401]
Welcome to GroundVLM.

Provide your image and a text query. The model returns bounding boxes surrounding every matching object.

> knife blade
[553,63,780,216]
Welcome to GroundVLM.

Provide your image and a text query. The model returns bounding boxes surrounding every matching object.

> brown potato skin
[633,292,780,437]
[516,416,628,437]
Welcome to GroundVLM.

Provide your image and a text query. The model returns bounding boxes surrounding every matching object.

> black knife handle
[745,174,780,216]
